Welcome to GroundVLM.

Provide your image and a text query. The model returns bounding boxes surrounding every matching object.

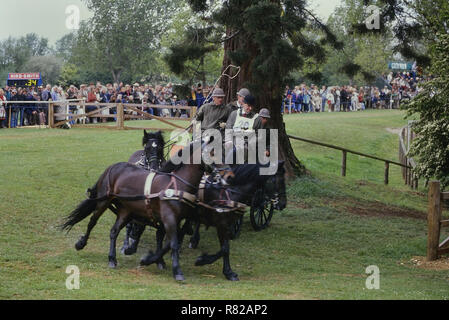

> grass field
[1,109,448,300]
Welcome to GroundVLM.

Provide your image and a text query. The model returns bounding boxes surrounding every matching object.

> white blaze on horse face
[202,129,223,165]
[259,129,279,176]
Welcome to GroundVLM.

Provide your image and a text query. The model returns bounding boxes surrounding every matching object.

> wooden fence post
[427,181,442,261]
[48,102,54,128]
[117,103,124,130]
[341,150,347,177]
[190,107,197,121]
[384,161,390,185]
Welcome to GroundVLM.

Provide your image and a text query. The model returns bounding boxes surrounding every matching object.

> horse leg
[123,221,146,255]
[218,227,239,281]
[194,226,239,281]
[195,249,223,266]
[189,221,201,249]
[156,226,167,270]
[108,211,131,268]
[178,219,192,247]
[163,216,185,281]
[75,200,109,251]
[120,222,132,254]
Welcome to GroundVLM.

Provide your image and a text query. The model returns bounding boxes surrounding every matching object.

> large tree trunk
[220,30,305,178]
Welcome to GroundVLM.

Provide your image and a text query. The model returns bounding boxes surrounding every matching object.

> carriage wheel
[250,189,274,231]
[229,215,244,240]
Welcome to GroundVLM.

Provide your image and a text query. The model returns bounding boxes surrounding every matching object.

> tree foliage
[319,0,393,86]
[406,33,449,188]
[71,0,182,83]
[21,55,63,85]
[166,0,347,175]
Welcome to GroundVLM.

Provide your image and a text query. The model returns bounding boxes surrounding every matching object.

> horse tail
[60,167,112,233]
[60,195,98,233]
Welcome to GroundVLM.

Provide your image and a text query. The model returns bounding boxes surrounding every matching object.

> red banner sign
[8,73,41,80]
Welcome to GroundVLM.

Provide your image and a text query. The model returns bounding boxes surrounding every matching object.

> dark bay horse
[188,161,287,249]
[139,161,287,281]
[189,161,286,281]
[128,130,165,171]
[120,130,165,255]
[61,141,229,281]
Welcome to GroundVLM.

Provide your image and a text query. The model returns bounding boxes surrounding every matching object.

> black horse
[139,161,287,281]
[128,130,165,171]
[188,161,287,250]
[120,130,165,255]
[60,141,232,281]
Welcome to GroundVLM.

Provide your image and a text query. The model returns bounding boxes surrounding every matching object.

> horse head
[143,130,165,170]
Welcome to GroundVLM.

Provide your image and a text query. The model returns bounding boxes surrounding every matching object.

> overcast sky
[1,0,342,44]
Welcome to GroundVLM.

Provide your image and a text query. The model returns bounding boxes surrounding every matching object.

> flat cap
[259,108,271,118]
[212,88,226,97]
[237,88,250,97]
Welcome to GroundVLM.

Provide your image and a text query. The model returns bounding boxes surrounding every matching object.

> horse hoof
[124,247,137,256]
[175,274,185,281]
[195,254,209,266]
[140,251,155,266]
[157,261,166,270]
[108,261,117,269]
[189,241,198,249]
[225,273,239,281]
[75,237,86,251]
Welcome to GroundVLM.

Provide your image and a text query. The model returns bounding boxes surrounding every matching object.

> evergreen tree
[166,0,344,176]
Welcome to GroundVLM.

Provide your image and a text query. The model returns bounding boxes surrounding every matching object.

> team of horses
[61,130,287,281]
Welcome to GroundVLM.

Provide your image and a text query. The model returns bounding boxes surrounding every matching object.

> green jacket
[195,102,233,130]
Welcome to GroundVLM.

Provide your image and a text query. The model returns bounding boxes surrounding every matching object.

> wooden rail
[427,181,449,261]
[287,134,411,185]
[3,100,197,131]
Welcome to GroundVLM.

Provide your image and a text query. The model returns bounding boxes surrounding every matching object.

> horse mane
[230,162,282,186]
[230,164,263,186]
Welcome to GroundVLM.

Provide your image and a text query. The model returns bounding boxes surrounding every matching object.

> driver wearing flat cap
[194,88,233,132]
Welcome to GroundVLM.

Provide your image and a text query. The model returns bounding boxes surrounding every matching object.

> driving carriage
[61,130,286,281]
[127,130,285,243]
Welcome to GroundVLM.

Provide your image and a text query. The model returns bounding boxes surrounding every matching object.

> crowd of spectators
[0,71,432,128]
[282,71,432,114]
[0,82,215,128]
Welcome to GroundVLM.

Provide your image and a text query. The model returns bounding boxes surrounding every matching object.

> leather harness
[143,172,246,215]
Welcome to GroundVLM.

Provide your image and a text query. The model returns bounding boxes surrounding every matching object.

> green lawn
[1,109,448,300]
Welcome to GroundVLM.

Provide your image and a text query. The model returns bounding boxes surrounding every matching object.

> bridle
[143,138,163,170]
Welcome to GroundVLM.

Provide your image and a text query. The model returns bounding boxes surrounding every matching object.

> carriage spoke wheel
[229,215,244,240]
[250,189,274,231]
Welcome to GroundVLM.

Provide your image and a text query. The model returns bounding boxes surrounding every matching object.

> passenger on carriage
[225,95,270,164]
[227,88,251,113]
